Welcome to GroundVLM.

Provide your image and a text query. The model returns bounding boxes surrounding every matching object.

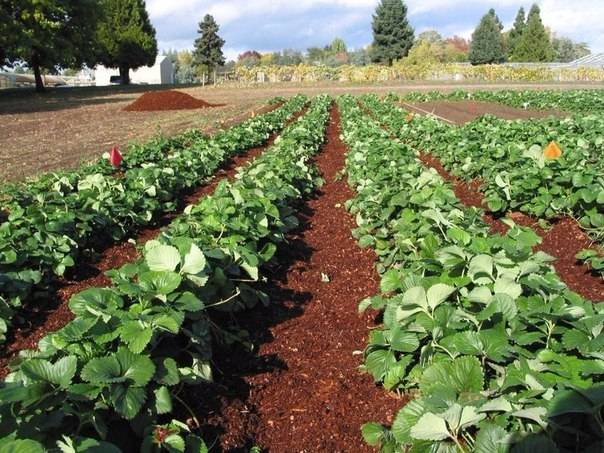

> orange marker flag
[543,141,562,160]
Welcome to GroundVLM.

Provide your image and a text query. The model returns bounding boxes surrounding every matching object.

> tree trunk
[32,51,45,93]
[119,65,130,85]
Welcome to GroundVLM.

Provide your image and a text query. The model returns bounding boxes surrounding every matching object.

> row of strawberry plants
[0,96,308,344]
[339,95,604,452]
[0,95,332,452]
[370,95,604,275]
[400,89,604,114]
[2,97,301,205]
[1,97,287,198]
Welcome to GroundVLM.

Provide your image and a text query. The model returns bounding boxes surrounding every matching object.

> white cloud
[148,0,604,53]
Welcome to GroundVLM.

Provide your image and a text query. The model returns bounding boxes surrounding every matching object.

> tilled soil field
[404,99,564,124]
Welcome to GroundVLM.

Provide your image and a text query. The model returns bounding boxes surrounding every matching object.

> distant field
[1,80,602,181]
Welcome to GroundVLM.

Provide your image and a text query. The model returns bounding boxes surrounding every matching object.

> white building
[94,55,174,86]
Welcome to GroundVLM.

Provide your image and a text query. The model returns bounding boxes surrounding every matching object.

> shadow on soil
[0,83,200,114]
[186,198,320,452]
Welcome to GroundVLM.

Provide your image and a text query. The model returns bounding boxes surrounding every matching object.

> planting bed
[404,100,563,125]
[1,90,603,453]
[0,105,308,377]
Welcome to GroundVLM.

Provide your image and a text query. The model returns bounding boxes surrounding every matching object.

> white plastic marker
[400,101,457,125]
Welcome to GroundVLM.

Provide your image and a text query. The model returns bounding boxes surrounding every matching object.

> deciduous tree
[3,0,100,92]
[371,0,414,66]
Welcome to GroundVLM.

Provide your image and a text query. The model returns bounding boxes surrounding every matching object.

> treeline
[194,0,588,77]
[470,5,589,65]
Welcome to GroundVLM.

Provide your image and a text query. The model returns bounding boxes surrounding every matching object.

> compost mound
[124,90,222,112]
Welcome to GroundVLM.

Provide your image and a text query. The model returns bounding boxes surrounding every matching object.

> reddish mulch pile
[123,90,223,112]
[195,106,401,451]
[0,109,306,378]
[419,152,604,302]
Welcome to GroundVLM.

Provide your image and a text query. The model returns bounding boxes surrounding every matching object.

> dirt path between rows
[419,153,604,302]
[196,106,401,452]
[0,108,308,378]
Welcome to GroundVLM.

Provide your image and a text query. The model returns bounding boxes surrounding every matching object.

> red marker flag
[109,145,123,167]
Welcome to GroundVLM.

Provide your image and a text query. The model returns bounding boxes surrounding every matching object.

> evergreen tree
[488,8,504,31]
[193,14,226,75]
[469,11,506,65]
[2,0,100,92]
[371,0,414,66]
[96,0,157,85]
[507,7,526,59]
[512,4,553,62]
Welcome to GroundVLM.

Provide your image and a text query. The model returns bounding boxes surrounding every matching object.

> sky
[147,0,604,60]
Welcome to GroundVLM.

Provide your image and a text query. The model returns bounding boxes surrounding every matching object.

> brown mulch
[194,106,401,452]
[0,109,306,378]
[419,152,604,302]
[405,100,564,125]
[124,90,224,112]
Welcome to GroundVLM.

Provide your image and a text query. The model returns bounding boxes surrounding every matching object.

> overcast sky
[147,0,604,60]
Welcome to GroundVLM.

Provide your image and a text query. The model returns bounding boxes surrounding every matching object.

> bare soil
[405,100,564,125]
[193,106,401,452]
[2,81,599,182]
[0,93,266,182]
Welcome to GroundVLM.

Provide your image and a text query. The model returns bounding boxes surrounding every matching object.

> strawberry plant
[401,89,604,114]
[0,96,308,344]
[339,95,604,452]
[365,94,604,278]
[0,95,332,451]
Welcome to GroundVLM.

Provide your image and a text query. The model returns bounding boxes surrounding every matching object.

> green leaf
[410,412,450,441]
[154,386,172,414]
[474,424,511,453]
[181,244,206,275]
[381,269,401,293]
[175,292,204,312]
[146,245,181,272]
[140,271,182,295]
[402,286,428,311]
[0,439,46,453]
[155,358,180,386]
[21,356,77,388]
[493,278,522,299]
[390,328,420,353]
[119,322,153,354]
[365,349,396,382]
[81,349,155,387]
[163,434,185,452]
[391,400,426,444]
[469,255,494,284]
[110,385,146,420]
[361,422,389,446]
[421,356,484,395]
[426,284,456,310]
[511,407,547,429]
